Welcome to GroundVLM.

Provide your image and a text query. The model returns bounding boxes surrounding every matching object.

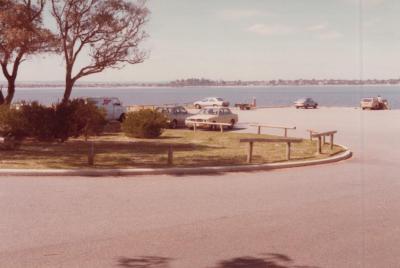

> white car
[193,97,229,109]
[86,97,126,121]
[185,107,238,129]
[294,97,318,109]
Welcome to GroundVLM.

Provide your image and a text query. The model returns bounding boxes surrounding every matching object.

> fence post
[193,123,197,132]
[247,142,254,163]
[284,128,288,138]
[88,142,95,166]
[286,142,291,160]
[317,136,322,154]
[330,134,334,150]
[220,124,224,133]
[257,126,261,135]
[167,146,173,166]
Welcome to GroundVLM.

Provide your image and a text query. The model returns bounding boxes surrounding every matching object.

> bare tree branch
[50,0,149,103]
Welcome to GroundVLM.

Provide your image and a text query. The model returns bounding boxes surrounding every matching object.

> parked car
[155,105,191,128]
[193,97,229,109]
[85,97,126,121]
[294,98,318,109]
[360,97,389,110]
[185,107,238,129]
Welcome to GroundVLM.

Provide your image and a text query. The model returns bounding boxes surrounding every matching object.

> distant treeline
[3,78,400,88]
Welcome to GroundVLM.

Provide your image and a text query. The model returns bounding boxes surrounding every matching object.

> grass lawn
[0,129,345,169]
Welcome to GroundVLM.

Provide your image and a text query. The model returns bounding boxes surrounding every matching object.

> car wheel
[195,104,201,109]
[314,105,317,109]
[171,120,178,129]
[229,119,235,129]
[118,113,126,122]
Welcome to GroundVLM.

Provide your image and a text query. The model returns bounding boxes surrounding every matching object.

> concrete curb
[0,146,352,177]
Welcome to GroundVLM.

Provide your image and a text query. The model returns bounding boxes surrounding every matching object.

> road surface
[1,107,400,268]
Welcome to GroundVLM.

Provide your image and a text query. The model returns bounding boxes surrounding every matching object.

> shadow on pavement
[212,253,320,268]
[117,256,172,268]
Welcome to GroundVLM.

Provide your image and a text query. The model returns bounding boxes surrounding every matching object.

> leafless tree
[0,0,55,105]
[50,0,149,103]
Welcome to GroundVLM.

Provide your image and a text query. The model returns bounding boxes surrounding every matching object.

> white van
[86,97,126,121]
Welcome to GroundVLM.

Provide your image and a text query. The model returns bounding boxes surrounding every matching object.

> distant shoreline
[7,84,400,90]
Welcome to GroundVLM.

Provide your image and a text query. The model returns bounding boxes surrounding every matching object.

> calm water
[12,85,400,109]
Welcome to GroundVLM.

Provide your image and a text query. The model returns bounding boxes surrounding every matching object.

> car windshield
[199,108,218,115]
[216,98,223,101]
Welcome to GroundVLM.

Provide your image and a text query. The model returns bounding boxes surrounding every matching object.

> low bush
[0,99,107,142]
[122,109,168,138]
[20,102,58,141]
[55,99,107,141]
[0,105,28,140]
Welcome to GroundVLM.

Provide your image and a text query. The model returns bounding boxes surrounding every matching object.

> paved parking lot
[1,107,400,267]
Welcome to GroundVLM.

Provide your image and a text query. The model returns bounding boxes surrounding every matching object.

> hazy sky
[8,0,400,82]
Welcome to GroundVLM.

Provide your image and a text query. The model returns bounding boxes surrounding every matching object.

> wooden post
[330,134,334,150]
[317,136,322,154]
[284,128,288,138]
[247,142,254,163]
[167,146,173,166]
[220,124,224,133]
[88,142,94,166]
[193,123,196,132]
[257,126,261,135]
[323,136,326,144]
[286,142,291,160]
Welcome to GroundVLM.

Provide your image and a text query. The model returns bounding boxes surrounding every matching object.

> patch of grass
[0,129,345,169]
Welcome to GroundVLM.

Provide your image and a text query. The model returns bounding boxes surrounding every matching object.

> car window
[216,98,223,101]
[209,98,216,102]
[179,107,187,114]
[224,108,231,114]
[199,108,215,114]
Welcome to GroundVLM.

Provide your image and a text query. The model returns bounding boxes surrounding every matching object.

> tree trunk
[5,78,16,105]
[63,67,74,104]
[0,88,5,105]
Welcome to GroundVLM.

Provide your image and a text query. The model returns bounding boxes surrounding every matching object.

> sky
[7,0,400,82]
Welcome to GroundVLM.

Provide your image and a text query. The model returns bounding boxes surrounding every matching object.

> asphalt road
[1,107,400,268]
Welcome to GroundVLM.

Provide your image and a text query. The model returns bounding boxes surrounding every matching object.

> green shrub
[54,99,107,141]
[122,109,168,138]
[0,105,28,140]
[0,99,107,142]
[20,102,58,141]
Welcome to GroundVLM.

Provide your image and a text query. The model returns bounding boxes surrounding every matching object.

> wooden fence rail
[310,130,337,154]
[249,124,296,137]
[239,138,303,163]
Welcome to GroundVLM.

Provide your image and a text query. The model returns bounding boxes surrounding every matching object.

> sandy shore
[1,107,400,267]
